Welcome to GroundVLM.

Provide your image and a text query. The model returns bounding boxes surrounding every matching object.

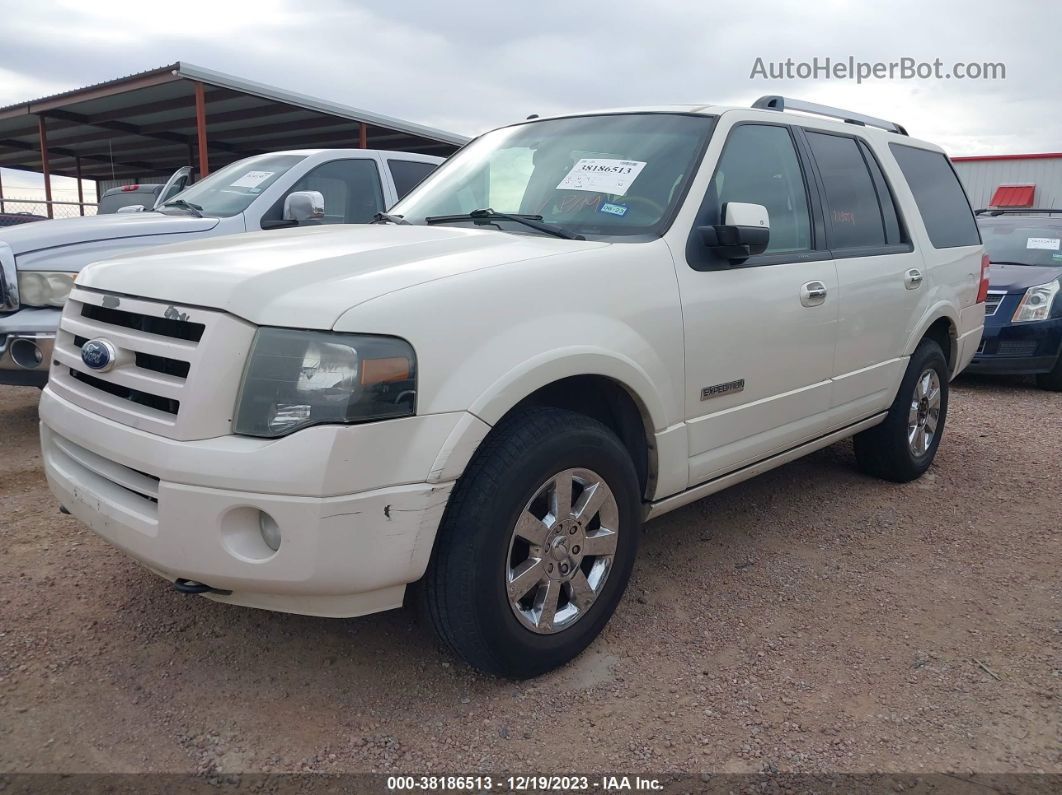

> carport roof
[0,62,469,181]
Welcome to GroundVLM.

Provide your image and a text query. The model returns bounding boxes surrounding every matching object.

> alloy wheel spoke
[535,579,561,630]
[568,570,596,611]
[514,510,550,546]
[551,474,574,522]
[508,558,546,600]
[572,480,607,525]
[581,528,618,557]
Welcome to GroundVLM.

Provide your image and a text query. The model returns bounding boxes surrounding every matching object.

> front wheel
[854,338,950,483]
[420,407,641,678]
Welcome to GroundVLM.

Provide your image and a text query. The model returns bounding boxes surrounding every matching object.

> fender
[904,301,959,363]
[425,347,671,487]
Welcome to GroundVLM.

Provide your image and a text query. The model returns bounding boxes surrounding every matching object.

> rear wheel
[854,339,949,483]
[1035,353,1062,391]
[420,407,641,678]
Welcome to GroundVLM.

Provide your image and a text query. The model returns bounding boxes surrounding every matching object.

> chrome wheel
[908,368,942,457]
[505,468,620,635]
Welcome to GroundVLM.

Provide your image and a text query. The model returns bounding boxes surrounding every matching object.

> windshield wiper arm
[425,208,584,240]
[163,199,203,217]
[370,212,410,225]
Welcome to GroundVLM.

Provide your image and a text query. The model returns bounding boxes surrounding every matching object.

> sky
[1,0,1057,200]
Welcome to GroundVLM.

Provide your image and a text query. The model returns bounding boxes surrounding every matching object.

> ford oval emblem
[81,339,117,372]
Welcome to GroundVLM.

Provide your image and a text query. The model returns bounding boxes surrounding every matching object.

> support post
[38,115,53,218]
[0,168,5,214]
[194,82,209,177]
[359,122,367,149]
[75,156,85,216]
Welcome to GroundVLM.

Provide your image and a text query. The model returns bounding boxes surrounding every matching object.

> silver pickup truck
[0,148,441,386]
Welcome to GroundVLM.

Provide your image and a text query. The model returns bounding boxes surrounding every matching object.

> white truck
[40,98,986,678]
[0,149,442,386]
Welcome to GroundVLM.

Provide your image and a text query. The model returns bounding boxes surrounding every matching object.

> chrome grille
[984,291,1005,317]
[48,287,257,441]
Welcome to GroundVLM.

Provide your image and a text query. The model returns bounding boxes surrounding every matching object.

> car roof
[495,104,944,154]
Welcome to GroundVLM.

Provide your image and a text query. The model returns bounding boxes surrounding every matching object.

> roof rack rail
[752,96,909,136]
[975,208,1062,216]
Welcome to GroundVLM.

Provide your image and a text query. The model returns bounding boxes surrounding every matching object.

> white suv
[39,97,986,678]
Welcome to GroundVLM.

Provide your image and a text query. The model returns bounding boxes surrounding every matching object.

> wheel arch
[906,305,959,375]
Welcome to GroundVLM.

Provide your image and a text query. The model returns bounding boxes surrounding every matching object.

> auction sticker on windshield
[1027,237,1061,250]
[557,159,646,196]
[231,171,275,189]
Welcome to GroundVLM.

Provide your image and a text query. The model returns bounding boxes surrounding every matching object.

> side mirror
[116,205,145,214]
[697,202,770,264]
[283,191,325,224]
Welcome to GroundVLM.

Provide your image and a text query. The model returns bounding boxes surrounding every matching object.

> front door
[674,121,839,486]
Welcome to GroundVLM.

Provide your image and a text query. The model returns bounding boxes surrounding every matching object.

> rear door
[800,129,925,423]
[675,121,839,485]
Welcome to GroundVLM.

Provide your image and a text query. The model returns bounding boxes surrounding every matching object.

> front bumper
[0,307,60,387]
[39,387,472,618]
[966,315,1062,376]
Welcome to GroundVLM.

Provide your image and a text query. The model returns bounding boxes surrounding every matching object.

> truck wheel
[420,407,641,678]
[1035,354,1062,391]
[853,338,949,483]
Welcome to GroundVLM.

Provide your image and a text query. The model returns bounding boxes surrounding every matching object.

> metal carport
[0,62,468,217]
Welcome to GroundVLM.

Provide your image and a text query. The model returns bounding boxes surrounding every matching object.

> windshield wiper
[163,199,204,217]
[425,209,584,240]
[371,212,410,225]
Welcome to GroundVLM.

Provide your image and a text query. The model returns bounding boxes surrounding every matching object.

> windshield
[980,219,1062,267]
[161,154,307,217]
[391,113,714,237]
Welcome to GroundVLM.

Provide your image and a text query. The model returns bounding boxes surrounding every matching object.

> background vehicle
[96,168,194,215]
[39,98,985,678]
[0,212,46,227]
[967,209,1062,389]
[0,150,442,386]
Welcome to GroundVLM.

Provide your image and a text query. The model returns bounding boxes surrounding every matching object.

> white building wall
[953,157,1062,210]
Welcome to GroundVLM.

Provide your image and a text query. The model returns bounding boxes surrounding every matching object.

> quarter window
[387,159,438,200]
[708,124,812,254]
[889,144,981,248]
[805,131,885,250]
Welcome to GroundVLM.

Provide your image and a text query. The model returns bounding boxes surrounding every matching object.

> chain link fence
[0,194,98,220]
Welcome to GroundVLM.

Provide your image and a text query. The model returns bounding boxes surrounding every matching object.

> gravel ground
[0,378,1058,775]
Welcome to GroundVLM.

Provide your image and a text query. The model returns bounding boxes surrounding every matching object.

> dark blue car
[967,209,1062,390]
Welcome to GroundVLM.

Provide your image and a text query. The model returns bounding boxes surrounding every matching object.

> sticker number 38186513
[556,159,647,196]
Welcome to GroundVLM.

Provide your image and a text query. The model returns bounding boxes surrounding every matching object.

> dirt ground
[0,378,1058,776]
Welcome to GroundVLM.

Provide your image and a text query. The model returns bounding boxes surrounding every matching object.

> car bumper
[38,386,475,618]
[966,316,1062,375]
[0,307,60,387]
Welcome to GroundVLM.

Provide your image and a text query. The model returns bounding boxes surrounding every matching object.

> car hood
[988,262,1062,292]
[78,224,607,329]
[0,211,220,257]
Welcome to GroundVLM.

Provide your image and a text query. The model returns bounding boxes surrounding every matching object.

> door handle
[800,281,828,307]
[904,268,924,290]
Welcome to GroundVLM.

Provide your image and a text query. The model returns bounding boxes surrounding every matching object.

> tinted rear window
[889,144,980,248]
[806,132,885,249]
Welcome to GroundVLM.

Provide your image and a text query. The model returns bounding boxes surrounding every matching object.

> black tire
[853,339,950,483]
[1035,354,1062,391]
[420,406,641,678]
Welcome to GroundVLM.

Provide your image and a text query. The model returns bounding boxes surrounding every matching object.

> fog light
[258,511,282,552]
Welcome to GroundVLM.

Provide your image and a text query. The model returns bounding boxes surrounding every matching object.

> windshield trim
[393,111,718,241]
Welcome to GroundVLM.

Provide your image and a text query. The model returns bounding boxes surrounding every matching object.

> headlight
[233,328,416,437]
[1012,279,1060,323]
[17,271,75,307]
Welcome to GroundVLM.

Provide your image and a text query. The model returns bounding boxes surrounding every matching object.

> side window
[858,140,904,245]
[889,144,981,248]
[805,131,885,250]
[279,159,384,225]
[708,124,811,254]
[387,160,437,200]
